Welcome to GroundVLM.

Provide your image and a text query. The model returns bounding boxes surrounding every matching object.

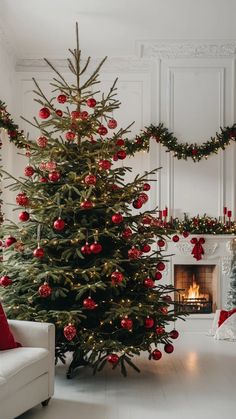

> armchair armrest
[8,320,55,350]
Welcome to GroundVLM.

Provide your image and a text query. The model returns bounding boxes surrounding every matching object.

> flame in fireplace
[187,280,200,299]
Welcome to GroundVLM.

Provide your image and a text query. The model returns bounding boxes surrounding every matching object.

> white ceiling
[1,0,236,60]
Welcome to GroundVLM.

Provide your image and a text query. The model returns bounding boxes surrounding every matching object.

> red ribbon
[190,237,205,261]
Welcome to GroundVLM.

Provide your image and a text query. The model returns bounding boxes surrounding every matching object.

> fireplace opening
[174,265,217,314]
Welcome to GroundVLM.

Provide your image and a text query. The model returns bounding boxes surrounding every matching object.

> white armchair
[0,320,55,419]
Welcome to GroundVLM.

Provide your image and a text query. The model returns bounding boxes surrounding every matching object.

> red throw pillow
[218,308,236,327]
[0,303,21,350]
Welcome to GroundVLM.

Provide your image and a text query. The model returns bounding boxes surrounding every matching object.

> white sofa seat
[0,320,55,419]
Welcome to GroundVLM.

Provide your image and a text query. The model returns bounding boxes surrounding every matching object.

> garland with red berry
[1,99,236,161]
[170,214,236,235]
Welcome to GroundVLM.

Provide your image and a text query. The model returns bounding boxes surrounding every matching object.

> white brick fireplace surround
[163,235,236,332]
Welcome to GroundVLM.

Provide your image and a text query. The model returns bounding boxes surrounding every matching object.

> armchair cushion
[0,303,21,350]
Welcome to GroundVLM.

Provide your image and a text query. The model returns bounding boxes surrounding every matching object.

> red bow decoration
[190,237,205,261]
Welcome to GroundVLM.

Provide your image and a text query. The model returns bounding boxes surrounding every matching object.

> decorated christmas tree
[0,24,184,377]
[226,239,236,309]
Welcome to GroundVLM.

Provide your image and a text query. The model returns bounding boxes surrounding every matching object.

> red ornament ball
[38,283,52,298]
[53,218,65,231]
[122,228,132,239]
[143,277,155,288]
[90,242,102,254]
[121,317,133,330]
[65,131,76,141]
[111,271,124,284]
[108,118,117,129]
[145,317,154,328]
[164,343,174,354]
[142,244,151,253]
[83,297,97,310]
[111,213,123,224]
[139,193,148,204]
[49,171,60,182]
[39,177,48,183]
[182,231,189,238]
[39,107,50,119]
[152,349,162,361]
[98,159,112,170]
[133,199,142,209]
[116,138,125,146]
[24,166,35,177]
[160,307,168,315]
[156,261,165,271]
[0,275,12,287]
[87,98,97,108]
[33,247,44,258]
[143,183,151,191]
[71,111,81,120]
[57,94,67,104]
[80,200,93,209]
[157,239,165,248]
[16,193,29,207]
[46,161,57,171]
[107,353,119,364]
[56,109,63,117]
[117,150,127,160]
[63,324,76,341]
[5,236,17,247]
[162,295,172,302]
[81,243,91,255]
[81,111,89,120]
[128,246,142,259]
[155,271,162,280]
[169,329,179,339]
[156,326,165,335]
[18,211,30,222]
[172,235,180,243]
[84,174,97,185]
[97,125,108,136]
[37,136,48,148]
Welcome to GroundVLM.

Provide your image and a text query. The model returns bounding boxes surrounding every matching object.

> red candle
[228,210,232,218]
[224,206,227,215]
[159,210,162,219]
[165,206,168,216]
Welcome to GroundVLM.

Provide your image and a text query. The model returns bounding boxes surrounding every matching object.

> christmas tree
[227,239,236,309]
[0,24,184,377]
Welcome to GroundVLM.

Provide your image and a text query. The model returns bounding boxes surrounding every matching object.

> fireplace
[174,265,218,314]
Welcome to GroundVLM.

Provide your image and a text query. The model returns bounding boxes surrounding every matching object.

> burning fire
[184,275,209,301]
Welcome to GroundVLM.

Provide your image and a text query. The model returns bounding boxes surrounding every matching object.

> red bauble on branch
[122,228,132,239]
[81,243,91,255]
[107,353,119,364]
[157,239,165,248]
[156,326,165,335]
[116,138,125,146]
[16,193,29,207]
[38,283,52,298]
[39,177,48,183]
[90,242,102,254]
[57,94,67,103]
[117,150,127,160]
[156,261,165,271]
[80,200,93,209]
[5,236,17,247]
[139,193,148,204]
[56,109,63,117]
[83,297,97,310]
[48,171,60,182]
[145,317,154,328]
[155,271,162,280]
[111,270,124,284]
[169,329,179,339]
[37,136,48,148]
[142,244,151,253]
[81,111,88,120]
[133,199,142,209]
[164,343,174,354]
[33,247,44,258]
[128,246,142,259]
[152,349,162,361]
[182,231,189,238]
[121,317,133,330]
[87,97,96,108]
[39,107,50,119]
[98,159,112,170]
[18,211,30,222]
[65,131,76,141]
[53,218,65,231]
[24,166,35,177]
[97,125,108,136]
[84,174,97,185]
[63,324,76,341]
[0,275,12,287]
[143,277,155,288]
[71,111,81,119]
[46,161,57,171]
[111,213,123,224]
[172,235,180,243]
[108,118,117,129]
[143,183,151,191]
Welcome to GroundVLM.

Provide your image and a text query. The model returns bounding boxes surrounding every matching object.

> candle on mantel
[223,206,227,224]
[159,210,162,220]
[228,210,232,226]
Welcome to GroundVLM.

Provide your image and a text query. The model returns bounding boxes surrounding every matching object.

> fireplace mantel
[163,235,236,310]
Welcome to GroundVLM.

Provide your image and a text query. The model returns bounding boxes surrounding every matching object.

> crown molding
[15,57,154,73]
[137,40,236,59]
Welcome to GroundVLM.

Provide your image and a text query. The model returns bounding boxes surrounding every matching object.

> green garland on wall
[1,99,236,161]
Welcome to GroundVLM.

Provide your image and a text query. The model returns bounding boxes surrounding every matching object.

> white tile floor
[18,332,236,419]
